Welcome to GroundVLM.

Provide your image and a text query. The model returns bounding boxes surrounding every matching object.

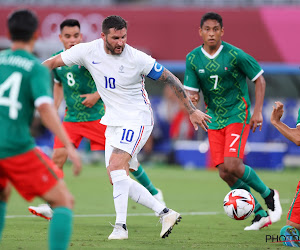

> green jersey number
[210,75,219,89]
[0,72,22,120]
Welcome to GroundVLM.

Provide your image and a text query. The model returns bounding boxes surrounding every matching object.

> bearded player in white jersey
[43,15,211,240]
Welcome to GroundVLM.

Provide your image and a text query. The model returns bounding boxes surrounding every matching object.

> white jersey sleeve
[134,48,156,76]
[60,43,88,67]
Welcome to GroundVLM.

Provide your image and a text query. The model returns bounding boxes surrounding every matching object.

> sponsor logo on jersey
[92,61,101,64]
[225,67,228,70]
[229,148,236,152]
[199,69,205,73]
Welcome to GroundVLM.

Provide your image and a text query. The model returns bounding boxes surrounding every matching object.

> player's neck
[203,41,222,56]
[11,40,34,53]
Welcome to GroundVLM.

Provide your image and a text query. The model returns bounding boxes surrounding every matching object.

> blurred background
[1,0,300,170]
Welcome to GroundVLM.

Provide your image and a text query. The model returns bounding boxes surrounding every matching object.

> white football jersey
[61,38,156,126]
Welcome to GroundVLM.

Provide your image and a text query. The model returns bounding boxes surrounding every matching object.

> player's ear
[32,30,39,40]
[221,27,224,37]
[6,31,11,40]
[79,33,83,42]
[198,27,202,38]
[59,33,62,42]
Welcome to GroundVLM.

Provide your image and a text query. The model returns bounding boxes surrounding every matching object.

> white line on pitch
[6,211,220,219]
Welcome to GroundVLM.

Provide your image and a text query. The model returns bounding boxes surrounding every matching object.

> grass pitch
[1,163,298,249]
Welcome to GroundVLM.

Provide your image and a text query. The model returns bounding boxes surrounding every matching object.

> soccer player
[43,15,211,240]
[184,12,282,230]
[28,19,165,220]
[271,101,300,247]
[0,9,82,249]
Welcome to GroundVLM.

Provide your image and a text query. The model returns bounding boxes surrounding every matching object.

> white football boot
[159,209,181,238]
[153,189,166,216]
[28,204,53,221]
[244,215,272,230]
[265,189,282,223]
[108,224,128,240]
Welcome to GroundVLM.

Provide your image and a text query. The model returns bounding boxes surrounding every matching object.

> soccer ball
[223,189,255,220]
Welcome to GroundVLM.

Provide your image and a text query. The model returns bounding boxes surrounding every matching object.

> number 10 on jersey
[104,76,116,89]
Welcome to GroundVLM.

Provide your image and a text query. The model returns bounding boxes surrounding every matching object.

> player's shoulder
[0,49,10,57]
[83,39,100,51]
[125,43,148,57]
[19,50,45,71]
[222,41,244,54]
[124,43,155,65]
[186,45,202,58]
[69,39,100,54]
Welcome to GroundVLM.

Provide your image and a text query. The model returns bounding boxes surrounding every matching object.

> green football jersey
[0,49,52,158]
[184,41,263,130]
[52,50,104,122]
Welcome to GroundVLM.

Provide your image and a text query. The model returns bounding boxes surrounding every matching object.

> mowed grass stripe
[6,211,220,219]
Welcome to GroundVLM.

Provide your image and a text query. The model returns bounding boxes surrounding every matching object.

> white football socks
[110,170,130,225]
[128,178,165,214]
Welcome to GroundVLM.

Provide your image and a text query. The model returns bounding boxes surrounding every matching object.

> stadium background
[1,1,300,170]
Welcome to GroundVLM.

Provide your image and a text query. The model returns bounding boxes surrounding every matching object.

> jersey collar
[201,44,224,59]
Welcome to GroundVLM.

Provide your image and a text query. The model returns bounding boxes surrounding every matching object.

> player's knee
[108,161,128,171]
[51,191,74,209]
[108,163,120,171]
[219,169,231,182]
[223,160,241,175]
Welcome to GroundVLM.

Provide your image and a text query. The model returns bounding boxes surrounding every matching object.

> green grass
[1,163,299,249]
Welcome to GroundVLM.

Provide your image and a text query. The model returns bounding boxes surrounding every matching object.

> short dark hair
[8,9,38,42]
[200,12,223,28]
[60,19,80,32]
[102,15,127,35]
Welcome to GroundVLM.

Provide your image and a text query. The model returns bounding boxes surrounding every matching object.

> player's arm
[43,54,66,70]
[250,74,266,132]
[53,82,64,110]
[37,103,82,175]
[80,92,101,108]
[158,68,211,131]
[271,101,300,146]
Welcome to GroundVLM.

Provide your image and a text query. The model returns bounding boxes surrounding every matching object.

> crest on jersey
[119,65,124,73]
[198,69,205,73]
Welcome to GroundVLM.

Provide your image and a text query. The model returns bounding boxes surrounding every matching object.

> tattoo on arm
[159,68,196,114]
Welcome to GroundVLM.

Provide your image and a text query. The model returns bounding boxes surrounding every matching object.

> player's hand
[270,101,284,125]
[250,110,263,132]
[65,145,82,176]
[189,109,211,132]
[80,92,101,108]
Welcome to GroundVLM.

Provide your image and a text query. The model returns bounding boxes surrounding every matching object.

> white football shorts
[105,125,153,171]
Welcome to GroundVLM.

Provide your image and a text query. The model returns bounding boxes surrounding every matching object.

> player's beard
[105,40,124,55]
